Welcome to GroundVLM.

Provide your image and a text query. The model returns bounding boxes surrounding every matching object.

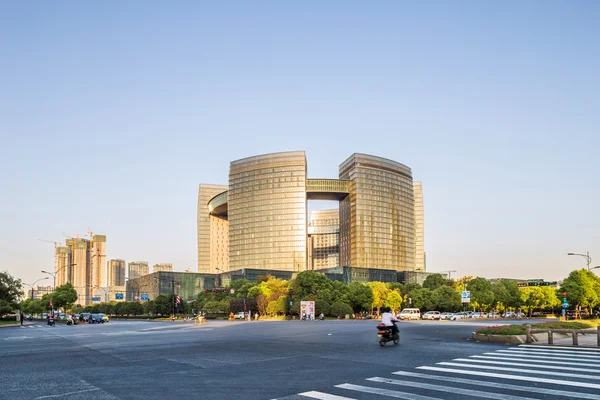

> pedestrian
[19,311,24,325]
[254,312,259,321]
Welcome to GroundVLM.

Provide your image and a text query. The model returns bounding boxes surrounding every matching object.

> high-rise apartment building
[199,151,422,279]
[308,209,340,270]
[153,263,173,273]
[128,261,149,280]
[413,182,425,272]
[228,152,307,272]
[26,285,53,300]
[339,154,415,271]
[67,238,91,305]
[55,246,71,286]
[91,235,106,289]
[198,184,228,273]
[107,259,126,287]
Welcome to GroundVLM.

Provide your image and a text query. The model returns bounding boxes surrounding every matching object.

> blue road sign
[562,309,566,315]
[562,302,569,308]
[141,294,149,301]
[461,291,471,303]
[115,293,124,300]
[92,297,101,302]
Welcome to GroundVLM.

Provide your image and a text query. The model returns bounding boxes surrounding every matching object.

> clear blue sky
[1,1,598,287]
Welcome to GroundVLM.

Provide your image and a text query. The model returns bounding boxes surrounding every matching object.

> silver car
[450,312,468,320]
[422,311,441,320]
[440,312,454,320]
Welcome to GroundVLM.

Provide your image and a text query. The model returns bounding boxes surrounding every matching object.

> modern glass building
[126,271,218,302]
[199,151,423,281]
[413,181,425,272]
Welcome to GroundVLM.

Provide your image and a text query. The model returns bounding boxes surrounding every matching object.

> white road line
[519,344,600,352]
[484,351,600,363]
[4,336,33,340]
[498,349,600,359]
[454,358,600,373]
[418,366,600,390]
[472,355,600,367]
[298,391,356,400]
[503,348,600,358]
[336,383,442,400]
[391,370,600,400]
[367,376,538,400]
[34,388,100,399]
[437,362,600,380]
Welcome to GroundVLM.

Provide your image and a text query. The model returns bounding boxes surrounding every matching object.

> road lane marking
[417,366,600,390]
[453,357,600,373]
[298,391,356,400]
[367,376,538,400]
[484,351,600,363]
[34,388,100,399]
[498,349,600,359]
[472,355,600,367]
[502,348,600,358]
[391,370,600,400]
[437,362,600,380]
[519,344,600,352]
[335,383,442,400]
[4,336,33,340]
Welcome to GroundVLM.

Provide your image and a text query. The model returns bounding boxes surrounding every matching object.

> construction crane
[37,238,62,248]
[438,270,457,280]
[62,231,91,240]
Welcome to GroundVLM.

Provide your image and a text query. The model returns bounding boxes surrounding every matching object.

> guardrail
[526,324,600,346]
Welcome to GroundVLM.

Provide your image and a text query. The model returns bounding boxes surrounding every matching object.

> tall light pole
[567,252,592,270]
[23,277,50,300]
[42,263,76,290]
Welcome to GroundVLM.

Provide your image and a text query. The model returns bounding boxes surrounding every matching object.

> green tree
[540,286,560,314]
[467,277,494,312]
[52,283,78,310]
[558,269,600,317]
[433,285,461,311]
[256,294,268,315]
[385,290,402,314]
[0,271,23,312]
[411,288,436,311]
[20,298,44,315]
[289,271,331,305]
[266,296,288,315]
[330,301,353,318]
[203,300,230,314]
[520,286,544,316]
[367,282,389,314]
[422,274,446,291]
[346,282,373,312]
[229,279,254,299]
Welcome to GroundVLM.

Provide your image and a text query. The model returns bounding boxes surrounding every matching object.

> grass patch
[0,320,17,326]
[475,320,600,336]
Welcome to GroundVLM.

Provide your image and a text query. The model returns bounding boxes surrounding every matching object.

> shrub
[330,302,353,318]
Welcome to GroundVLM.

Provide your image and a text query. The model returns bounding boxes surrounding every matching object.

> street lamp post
[23,277,50,300]
[567,252,592,270]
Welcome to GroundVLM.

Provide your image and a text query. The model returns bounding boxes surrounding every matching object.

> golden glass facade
[54,246,70,286]
[91,235,106,289]
[210,215,229,272]
[228,151,307,272]
[198,184,228,272]
[339,153,415,271]
[308,209,340,270]
[413,181,425,272]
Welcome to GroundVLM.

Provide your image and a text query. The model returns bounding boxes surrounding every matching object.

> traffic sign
[141,294,149,301]
[461,291,471,303]
[115,293,124,300]
[562,302,569,308]
[92,297,101,302]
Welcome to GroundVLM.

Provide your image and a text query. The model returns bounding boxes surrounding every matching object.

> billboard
[300,301,315,320]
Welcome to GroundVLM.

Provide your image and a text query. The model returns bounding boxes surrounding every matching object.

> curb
[472,332,527,344]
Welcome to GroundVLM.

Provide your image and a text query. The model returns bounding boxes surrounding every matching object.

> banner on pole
[300,301,315,320]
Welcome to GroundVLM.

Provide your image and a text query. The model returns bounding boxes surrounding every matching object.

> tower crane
[438,270,457,280]
[37,239,62,248]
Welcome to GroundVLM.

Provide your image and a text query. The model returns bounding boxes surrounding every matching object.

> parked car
[488,312,501,318]
[469,312,487,319]
[440,312,454,320]
[398,308,421,320]
[422,311,441,320]
[80,313,91,322]
[234,312,247,320]
[450,312,468,320]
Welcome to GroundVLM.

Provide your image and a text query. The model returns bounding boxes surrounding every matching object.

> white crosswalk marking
[285,344,600,399]
[452,357,600,372]
[335,383,441,400]
[299,391,356,400]
[390,370,600,400]
[366,376,538,400]
[519,344,600,352]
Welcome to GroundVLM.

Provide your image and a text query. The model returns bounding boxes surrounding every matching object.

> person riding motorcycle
[381,307,399,335]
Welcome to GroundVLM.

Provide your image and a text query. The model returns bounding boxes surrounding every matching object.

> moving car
[89,313,107,323]
[398,308,421,321]
[422,311,441,320]
[80,313,91,322]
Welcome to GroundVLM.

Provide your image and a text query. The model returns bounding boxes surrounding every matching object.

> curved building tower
[339,154,415,271]
[228,151,307,272]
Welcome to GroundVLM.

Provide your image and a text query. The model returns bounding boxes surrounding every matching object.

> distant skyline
[1,2,598,286]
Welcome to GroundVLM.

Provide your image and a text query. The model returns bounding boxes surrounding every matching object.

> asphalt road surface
[1,318,599,400]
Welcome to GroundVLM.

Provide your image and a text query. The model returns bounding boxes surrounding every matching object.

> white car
[450,312,468,320]
[234,312,247,319]
[422,311,441,320]
[398,308,421,320]
[440,312,454,320]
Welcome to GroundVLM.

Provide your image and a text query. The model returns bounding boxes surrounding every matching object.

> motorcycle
[47,316,55,326]
[66,317,78,326]
[376,323,399,346]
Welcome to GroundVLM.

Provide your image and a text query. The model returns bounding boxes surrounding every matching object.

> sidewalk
[532,331,599,348]
[0,321,35,329]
